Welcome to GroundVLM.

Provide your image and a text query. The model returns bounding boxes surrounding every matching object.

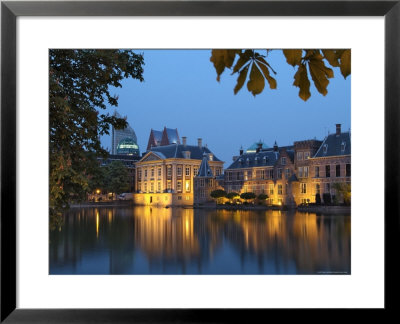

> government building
[133,136,224,206]
[224,124,351,206]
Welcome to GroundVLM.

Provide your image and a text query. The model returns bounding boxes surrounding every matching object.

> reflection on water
[49,207,350,274]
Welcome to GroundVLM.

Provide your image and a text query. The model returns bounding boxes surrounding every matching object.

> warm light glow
[96,189,100,194]
[96,211,99,238]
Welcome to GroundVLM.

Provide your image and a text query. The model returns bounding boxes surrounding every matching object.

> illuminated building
[224,124,351,206]
[134,137,224,206]
[194,153,222,204]
[111,110,140,156]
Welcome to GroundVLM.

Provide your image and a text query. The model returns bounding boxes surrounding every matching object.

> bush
[315,193,321,205]
[240,192,256,200]
[322,193,331,205]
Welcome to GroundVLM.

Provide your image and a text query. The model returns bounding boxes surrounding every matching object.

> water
[49,206,350,275]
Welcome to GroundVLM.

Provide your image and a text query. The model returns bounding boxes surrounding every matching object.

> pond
[49,206,350,275]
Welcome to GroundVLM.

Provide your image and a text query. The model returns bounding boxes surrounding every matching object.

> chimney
[198,138,202,149]
[182,136,187,147]
[240,146,243,155]
[336,124,341,135]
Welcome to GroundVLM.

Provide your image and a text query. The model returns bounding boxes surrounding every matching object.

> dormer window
[341,142,346,153]
[246,158,250,165]
[323,144,328,154]
[263,156,267,164]
[255,157,258,164]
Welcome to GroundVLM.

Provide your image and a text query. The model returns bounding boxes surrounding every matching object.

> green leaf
[293,64,311,101]
[339,49,351,79]
[234,64,250,94]
[283,49,303,66]
[247,63,265,96]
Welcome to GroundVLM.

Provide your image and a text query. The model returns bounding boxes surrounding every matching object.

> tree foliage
[50,49,144,216]
[226,192,240,200]
[257,193,268,201]
[210,49,350,100]
[210,189,227,199]
[240,192,256,200]
[333,182,351,205]
[106,161,130,196]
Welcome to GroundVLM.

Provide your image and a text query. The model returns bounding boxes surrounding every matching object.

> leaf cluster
[210,49,350,101]
[210,189,227,199]
[240,192,256,200]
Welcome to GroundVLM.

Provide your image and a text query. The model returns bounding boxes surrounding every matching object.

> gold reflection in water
[96,210,99,238]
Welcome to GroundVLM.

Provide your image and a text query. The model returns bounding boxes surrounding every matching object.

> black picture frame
[1,0,399,322]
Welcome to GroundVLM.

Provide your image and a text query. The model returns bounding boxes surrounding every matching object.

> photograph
[49,49,351,275]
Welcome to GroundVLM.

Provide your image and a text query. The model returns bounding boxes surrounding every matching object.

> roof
[162,128,180,145]
[246,141,269,153]
[197,153,214,177]
[313,131,351,158]
[226,150,280,170]
[148,144,222,161]
[152,130,163,143]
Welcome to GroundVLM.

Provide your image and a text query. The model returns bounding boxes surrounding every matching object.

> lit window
[144,183,147,192]
[157,181,161,192]
[301,183,307,194]
[269,184,274,195]
[185,180,190,192]
[185,196,190,201]
[150,182,154,193]
[167,181,171,190]
[185,167,190,176]
[278,184,283,195]
[177,181,182,191]
[304,152,310,159]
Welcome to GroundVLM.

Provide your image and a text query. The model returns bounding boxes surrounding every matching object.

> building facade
[194,153,222,204]
[134,137,224,206]
[224,124,351,207]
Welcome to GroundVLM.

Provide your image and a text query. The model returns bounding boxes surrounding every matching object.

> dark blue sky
[102,50,350,165]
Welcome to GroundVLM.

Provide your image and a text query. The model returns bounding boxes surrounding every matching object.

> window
[341,142,346,153]
[216,169,220,176]
[278,198,283,205]
[167,181,172,190]
[277,168,282,179]
[269,184,274,195]
[316,183,320,194]
[301,183,307,194]
[336,164,341,177]
[200,179,205,187]
[167,167,172,177]
[228,172,232,181]
[185,167,190,176]
[278,184,283,195]
[268,169,274,179]
[177,181,182,192]
[194,168,198,176]
[138,170,142,180]
[157,181,161,192]
[247,170,252,179]
[298,167,303,178]
[237,172,241,180]
[304,166,309,178]
[150,182,154,193]
[178,196,182,200]
[323,144,328,154]
[297,152,303,161]
[158,168,161,178]
[304,152,310,159]
[177,166,182,176]
[185,196,190,201]
[325,165,330,177]
[315,166,320,178]
[144,169,148,178]
[144,183,147,192]
[346,164,351,177]
[151,168,154,178]
[281,157,286,165]
[185,180,190,192]
[285,168,290,179]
